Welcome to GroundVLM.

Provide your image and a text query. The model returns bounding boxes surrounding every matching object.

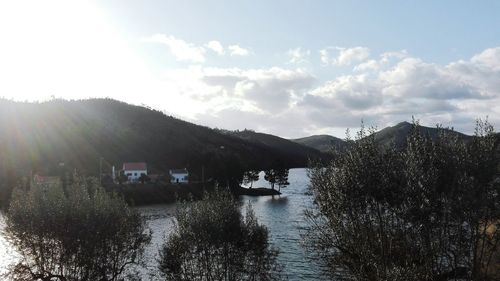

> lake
[0,168,328,280]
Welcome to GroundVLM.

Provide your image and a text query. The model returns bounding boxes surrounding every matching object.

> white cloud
[145,34,206,63]
[337,47,370,65]
[320,46,370,66]
[158,66,315,116]
[301,47,500,133]
[149,47,500,137]
[144,35,253,61]
[287,47,310,64]
[228,45,250,56]
[206,40,225,55]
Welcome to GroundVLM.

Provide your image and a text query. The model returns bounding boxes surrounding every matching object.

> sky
[1,0,500,138]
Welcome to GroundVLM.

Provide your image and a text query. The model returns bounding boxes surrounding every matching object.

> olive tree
[306,120,500,281]
[158,189,282,281]
[3,173,151,281]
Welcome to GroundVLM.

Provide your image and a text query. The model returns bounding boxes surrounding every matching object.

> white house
[123,162,147,182]
[169,168,189,184]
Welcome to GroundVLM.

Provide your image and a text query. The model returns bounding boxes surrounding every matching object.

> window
[134,173,138,176]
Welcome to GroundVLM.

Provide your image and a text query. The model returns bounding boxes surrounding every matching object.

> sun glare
[0,0,153,103]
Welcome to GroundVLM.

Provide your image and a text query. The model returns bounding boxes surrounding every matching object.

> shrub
[306,120,500,281]
[158,189,282,280]
[3,173,151,281]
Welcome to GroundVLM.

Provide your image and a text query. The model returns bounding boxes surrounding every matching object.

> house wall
[124,169,147,182]
[170,173,188,184]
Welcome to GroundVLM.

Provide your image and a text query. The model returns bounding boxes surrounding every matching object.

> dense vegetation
[292,134,346,153]
[307,120,500,281]
[158,189,282,280]
[228,130,326,163]
[3,173,151,281]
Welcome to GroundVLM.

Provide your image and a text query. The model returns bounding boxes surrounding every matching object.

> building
[169,168,189,184]
[123,162,147,182]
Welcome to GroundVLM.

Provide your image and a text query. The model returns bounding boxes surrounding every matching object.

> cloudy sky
[1,0,500,138]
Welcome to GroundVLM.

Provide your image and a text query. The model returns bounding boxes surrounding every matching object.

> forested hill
[373,121,472,148]
[0,98,326,180]
[291,135,346,153]
[292,121,477,152]
[224,130,328,164]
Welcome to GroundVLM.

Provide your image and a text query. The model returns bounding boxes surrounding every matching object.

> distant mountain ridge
[292,135,346,153]
[373,121,472,148]
[291,121,475,152]
[225,130,327,164]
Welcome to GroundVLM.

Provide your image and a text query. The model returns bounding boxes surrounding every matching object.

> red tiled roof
[123,162,147,171]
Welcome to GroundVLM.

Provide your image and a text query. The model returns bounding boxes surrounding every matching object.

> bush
[158,189,282,280]
[306,120,500,281]
[3,173,151,281]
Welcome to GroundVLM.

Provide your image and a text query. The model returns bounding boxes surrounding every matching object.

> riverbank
[234,186,281,196]
[105,183,281,205]
[104,182,208,205]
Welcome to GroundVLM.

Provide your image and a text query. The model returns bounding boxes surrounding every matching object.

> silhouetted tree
[275,169,289,192]
[242,170,260,188]
[264,169,278,190]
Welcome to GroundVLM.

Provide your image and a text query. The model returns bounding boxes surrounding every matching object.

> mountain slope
[0,99,322,179]
[291,122,475,152]
[291,135,346,153]
[227,130,328,164]
[373,121,472,148]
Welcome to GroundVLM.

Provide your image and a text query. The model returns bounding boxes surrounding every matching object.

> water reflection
[239,169,328,281]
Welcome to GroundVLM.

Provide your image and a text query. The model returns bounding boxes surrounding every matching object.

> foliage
[306,120,500,281]
[138,173,150,184]
[275,169,289,192]
[242,170,260,188]
[3,173,151,281]
[264,168,290,191]
[264,170,278,190]
[158,189,282,281]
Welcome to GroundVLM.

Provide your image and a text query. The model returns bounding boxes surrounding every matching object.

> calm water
[0,168,327,280]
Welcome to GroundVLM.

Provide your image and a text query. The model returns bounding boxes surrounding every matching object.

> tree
[265,168,289,192]
[3,172,151,281]
[264,169,277,190]
[242,170,260,188]
[116,171,128,184]
[158,189,282,281]
[306,120,500,281]
[275,169,289,192]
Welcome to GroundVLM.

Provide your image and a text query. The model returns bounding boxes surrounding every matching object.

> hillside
[292,122,476,152]
[291,135,346,153]
[373,121,472,148]
[226,130,328,164]
[0,99,325,182]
